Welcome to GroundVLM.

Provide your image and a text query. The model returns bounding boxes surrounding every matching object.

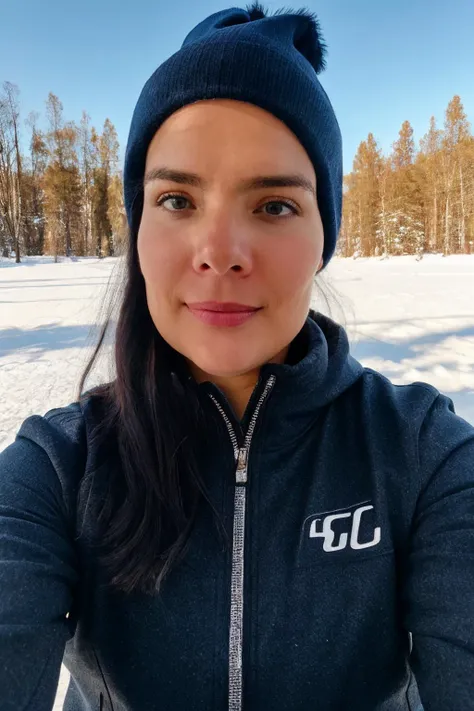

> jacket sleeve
[403,393,474,711]
[0,422,81,711]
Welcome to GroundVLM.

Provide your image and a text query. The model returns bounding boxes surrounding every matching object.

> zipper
[209,374,276,711]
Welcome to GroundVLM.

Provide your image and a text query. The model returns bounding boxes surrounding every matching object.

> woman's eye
[261,201,297,217]
[156,195,192,211]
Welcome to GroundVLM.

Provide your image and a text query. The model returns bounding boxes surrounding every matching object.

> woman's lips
[186,302,261,327]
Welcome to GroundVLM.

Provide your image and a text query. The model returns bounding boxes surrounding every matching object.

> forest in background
[1,81,473,262]
[0,82,126,262]
[340,95,474,258]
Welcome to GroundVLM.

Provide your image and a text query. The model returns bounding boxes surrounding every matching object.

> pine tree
[463,136,474,254]
[78,111,96,256]
[0,82,23,262]
[339,173,357,257]
[92,118,119,257]
[107,172,127,255]
[350,133,383,257]
[390,120,424,256]
[441,95,471,254]
[376,156,396,257]
[392,120,415,170]
[43,93,82,259]
[23,112,47,255]
[418,116,443,253]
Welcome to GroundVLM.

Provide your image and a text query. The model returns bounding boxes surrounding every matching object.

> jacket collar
[256,312,364,444]
[190,311,364,446]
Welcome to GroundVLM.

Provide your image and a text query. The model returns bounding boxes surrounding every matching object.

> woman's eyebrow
[239,174,316,197]
[143,167,203,187]
[144,166,316,197]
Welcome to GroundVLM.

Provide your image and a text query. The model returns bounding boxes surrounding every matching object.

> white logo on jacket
[307,501,381,552]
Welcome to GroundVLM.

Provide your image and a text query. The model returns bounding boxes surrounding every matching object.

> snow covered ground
[0,253,473,708]
[323,254,474,425]
[0,256,120,450]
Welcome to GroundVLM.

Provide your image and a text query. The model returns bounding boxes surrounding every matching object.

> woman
[1,5,473,711]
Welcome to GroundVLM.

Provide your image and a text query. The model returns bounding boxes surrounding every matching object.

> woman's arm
[403,394,474,711]
[0,433,80,710]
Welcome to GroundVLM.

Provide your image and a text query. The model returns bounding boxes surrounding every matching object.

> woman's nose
[191,215,253,276]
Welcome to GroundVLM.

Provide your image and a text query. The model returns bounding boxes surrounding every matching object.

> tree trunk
[444,195,450,255]
[11,168,21,263]
[15,233,20,262]
[459,164,466,253]
[380,191,388,257]
[65,215,72,257]
[12,112,22,262]
[86,202,92,256]
[107,232,114,257]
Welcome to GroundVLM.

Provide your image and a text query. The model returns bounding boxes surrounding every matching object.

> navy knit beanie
[124,3,342,267]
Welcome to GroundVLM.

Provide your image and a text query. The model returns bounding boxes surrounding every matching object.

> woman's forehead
[145,100,315,179]
[157,99,286,132]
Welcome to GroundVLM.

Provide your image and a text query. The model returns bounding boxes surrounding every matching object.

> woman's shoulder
[0,402,86,528]
[6,385,115,506]
[351,366,474,475]
[356,364,471,431]
[17,384,111,454]
[358,365,443,412]
[17,399,86,453]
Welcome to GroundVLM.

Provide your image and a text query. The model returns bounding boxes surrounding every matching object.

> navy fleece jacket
[1,313,474,711]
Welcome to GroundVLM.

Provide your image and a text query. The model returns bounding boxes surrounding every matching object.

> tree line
[339,95,474,258]
[0,82,126,263]
[1,82,473,262]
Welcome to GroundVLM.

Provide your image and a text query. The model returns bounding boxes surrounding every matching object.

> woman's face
[138,100,324,380]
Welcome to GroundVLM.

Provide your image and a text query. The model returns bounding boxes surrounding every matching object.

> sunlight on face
[137,100,324,380]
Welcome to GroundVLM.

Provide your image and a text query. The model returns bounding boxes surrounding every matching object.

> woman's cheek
[139,225,189,288]
[270,233,321,286]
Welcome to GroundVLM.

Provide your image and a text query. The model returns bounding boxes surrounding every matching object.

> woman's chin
[186,349,264,381]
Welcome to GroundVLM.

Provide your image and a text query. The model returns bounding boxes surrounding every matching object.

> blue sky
[2,0,473,174]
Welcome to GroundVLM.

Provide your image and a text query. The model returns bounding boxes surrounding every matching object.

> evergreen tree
[441,95,471,254]
[43,93,82,259]
[390,120,424,256]
[23,112,47,255]
[92,118,119,257]
[78,111,96,256]
[418,116,443,253]
[350,133,383,257]
[107,172,127,255]
[0,82,23,262]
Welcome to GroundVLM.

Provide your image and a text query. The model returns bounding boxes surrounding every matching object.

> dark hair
[77,228,227,596]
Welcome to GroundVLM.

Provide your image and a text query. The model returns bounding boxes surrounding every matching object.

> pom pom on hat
[246,2,267,20]
[246,3,328,72]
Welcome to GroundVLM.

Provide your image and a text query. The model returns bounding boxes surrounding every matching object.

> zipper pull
[236,447,248,484]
